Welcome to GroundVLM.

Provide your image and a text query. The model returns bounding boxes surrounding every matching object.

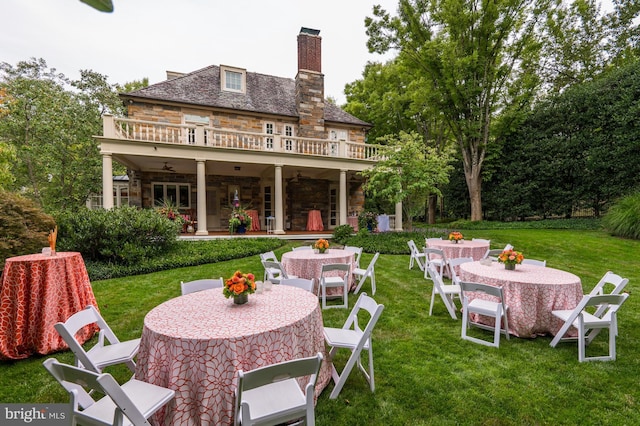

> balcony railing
[103,115,385,161]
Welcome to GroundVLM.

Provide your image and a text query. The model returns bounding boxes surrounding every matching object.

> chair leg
[371,272,376,296]
[429,286,436,316]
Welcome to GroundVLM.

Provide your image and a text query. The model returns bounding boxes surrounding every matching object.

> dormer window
[220,65,246,94]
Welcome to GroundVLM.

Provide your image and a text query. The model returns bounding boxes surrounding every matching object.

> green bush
[0,191,56,269]
[332,224,354,244]
[56,207,181,265]
[603,193,640,239]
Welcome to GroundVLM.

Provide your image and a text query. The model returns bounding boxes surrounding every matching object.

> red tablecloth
[281,249,356,294]
[306,210,324,231]
[246,209,260,231]
[0,252,98,360]
[459,261,583,338]
[135,285,330,426]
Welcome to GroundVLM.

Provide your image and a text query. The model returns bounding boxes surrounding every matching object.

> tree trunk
[464,163,483,221]
[428,194,437,224]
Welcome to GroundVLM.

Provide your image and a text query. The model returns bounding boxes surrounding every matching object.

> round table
[135,285,330,426]
[426,239,490,277]
[0,252,98,360]
[458,261,583,338]
[281,248,356,294]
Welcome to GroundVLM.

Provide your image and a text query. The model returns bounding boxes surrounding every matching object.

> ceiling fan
[150,162,176,173]
[286,171,307,183]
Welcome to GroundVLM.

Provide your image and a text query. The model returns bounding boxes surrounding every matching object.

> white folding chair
[460,281,510,348]
[448,257,474,286]
[180,277,223,295]
[425,237,443,246]
[482,248,504,261]
[424,247,449,281]
[261,260,296,284]
[318,263,351,309]
[323,293,385,399]
[260,251,279,281]
[407,240,426,271]
[353,252,380,295]
[549,293,629,362]
[472,238,491,244]
[54,305,140,373]
[280,278,315,293]
[588,271,629,298]
[234,353,323,426]
[43,358,175,426]
[344,245,363,268]
[426,264,460,319]
[292,245,313,251]
[521,259,546,267]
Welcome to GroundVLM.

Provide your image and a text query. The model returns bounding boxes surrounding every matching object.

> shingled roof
[121,65,371,127]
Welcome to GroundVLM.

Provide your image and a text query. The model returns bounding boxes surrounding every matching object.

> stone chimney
[296,27,325,139]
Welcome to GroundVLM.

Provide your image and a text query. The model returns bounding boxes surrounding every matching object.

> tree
[0,58,124,212]
[360,131,454,228]
[366,0,543,221]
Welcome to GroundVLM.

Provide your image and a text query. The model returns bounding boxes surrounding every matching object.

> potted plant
[223,270,256,304]
[314,238,330,253]
[229,208,252,234]
[358,211,378,232]
[498,249,525,270]
[448,231,464,243]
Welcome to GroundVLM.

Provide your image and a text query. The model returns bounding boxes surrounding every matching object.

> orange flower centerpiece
[314,238,330,254]
[498,249,524,270]
[448,231,464,244]
[223,270,256,305]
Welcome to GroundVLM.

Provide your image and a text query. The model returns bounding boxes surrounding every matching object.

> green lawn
[2,229,639,425]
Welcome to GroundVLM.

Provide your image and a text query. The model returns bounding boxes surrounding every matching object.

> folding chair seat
[54,305,140,374]
[344,245,364,268]
[550,293,629,362]
[234,353,323,426]
[323,293,385,399]
[280,278,315,293]
[261,260,296,285]
[260,251,279,281]
[407,240,426,271]
[318,263,351,309]
[180,277,224,295]
[43,358,175,426]
[353,252,380,295]
[426,264,460,319]
[460,281,510,347]
[423,247,449,281]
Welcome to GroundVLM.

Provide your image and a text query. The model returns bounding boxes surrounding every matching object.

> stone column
[395,201,403,231]
[102,153,113,210]
[274,165,285,234]
[340,169,347,226]
[195,160,208,236]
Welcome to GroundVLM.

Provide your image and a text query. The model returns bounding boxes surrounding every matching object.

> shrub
[56,207,181,265]
[0,191,56,269]
[603,193,640,239]
[332,224,354,244]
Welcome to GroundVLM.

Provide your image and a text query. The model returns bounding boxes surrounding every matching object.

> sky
[2,0,400,105]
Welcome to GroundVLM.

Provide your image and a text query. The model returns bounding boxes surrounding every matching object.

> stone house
[98,27,401,234]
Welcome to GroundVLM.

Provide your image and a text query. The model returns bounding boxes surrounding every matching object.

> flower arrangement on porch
[448,231,464,243]
[498,249,524,270]
[314,238,330,253]
[358,211,378,232]
[228,208,252,234]
[155,198,180,221]
[223,270,256,304]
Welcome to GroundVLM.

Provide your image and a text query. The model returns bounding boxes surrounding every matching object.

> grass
[2,228,639,425]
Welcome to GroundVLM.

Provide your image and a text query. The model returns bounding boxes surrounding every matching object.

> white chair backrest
[448,257,475,285]
[425,237,443,246]
[407,239,420,255]
[424,247,446,261]
[483,248,503,260]
[181,278,224,295]
[460,281,504,301]
[261,260,289,281]
[521,259,546,267]
[292,245,313,251]
[280,278,315,292]
[589,271,629,296]
[503,244,514,251]
[344,245,363,266]
[472,238,491,244]
[260,250,278,262]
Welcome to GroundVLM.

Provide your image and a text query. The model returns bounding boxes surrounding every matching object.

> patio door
[329,185,338,229]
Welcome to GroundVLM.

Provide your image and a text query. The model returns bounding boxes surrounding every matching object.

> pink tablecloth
[306,210,324,231]
[135,285,330,426]
[281,249,356,294]
[426,239,489,277]
[459,261,583,338]
[347,216,359,232]
[246,209,260,231]
[0,252,98,360]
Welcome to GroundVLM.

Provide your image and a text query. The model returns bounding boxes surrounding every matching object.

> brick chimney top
[297,27,321,73]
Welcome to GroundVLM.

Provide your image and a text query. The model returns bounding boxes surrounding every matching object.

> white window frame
[284,124,295,152]
[265,122,274,150]
[220,65,246,94]
[152,182,191,210]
